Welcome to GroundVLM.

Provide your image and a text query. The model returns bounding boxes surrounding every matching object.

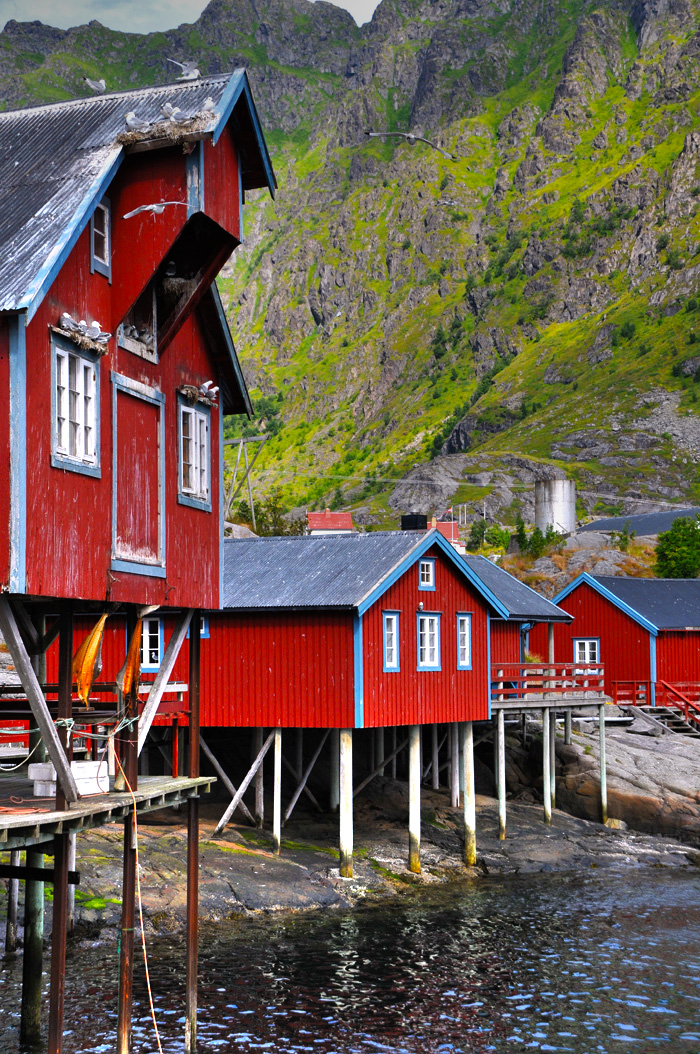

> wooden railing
[490,663,606,702]
[613,680,700,729]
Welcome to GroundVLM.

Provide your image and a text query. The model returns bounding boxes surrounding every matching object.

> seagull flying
[122,201,188,219]
[167,58,200,81]
[125,111,150,132]
[84,76,106,94]
[365,130,457,161]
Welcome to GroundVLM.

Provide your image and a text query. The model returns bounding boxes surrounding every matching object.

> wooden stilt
[549,710,557,809]
[458,722,465,803]
[431,724,439,790]
[329,728,340,812]
[376,728,384,776]
[214,730,275,835]
[295,728,303,780]
[116,815,136,1054]
[599,703,608,824]
[497,710,506,841]
[4,849,20,956]
[254,728,264,827]
[368,729,375,775]
[543,709,552,825]
[273,728,282,854]
[391,727,397,779]
[408,725,421,873]
[20,849,44,1045]
[185,612,201,1054]
[200,736,255,825]
[66,833,76,935]
[339,729,353,878]
[565,709,572,745]
[450,722,459,808]
[492,715,498,800]
[285,730,329,823]
[463,722,476,866]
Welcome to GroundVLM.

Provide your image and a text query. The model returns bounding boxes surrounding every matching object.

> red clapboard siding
[203,131,241,241]
[362,545,490,727]
[490,619,522,665]
[529,580,651,693]
[657,631,700,682]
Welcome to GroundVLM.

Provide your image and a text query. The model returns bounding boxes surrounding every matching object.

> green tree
[514,514,528,550]
[467,518,487,551]
[528,527,546,559]
[654,516,700,577]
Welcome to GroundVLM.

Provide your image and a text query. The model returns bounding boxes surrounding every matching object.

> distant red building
[307,508,355,533]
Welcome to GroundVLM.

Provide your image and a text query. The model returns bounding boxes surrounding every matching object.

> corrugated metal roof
[0,71,275,315]
[463,555,572,622]
[591,575,700,630]
[578,508,700,536]
[222,532,427,609]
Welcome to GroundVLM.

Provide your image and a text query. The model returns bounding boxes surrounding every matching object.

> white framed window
[179,400,210,509]
[141,617,162,670]
[457,613,472,670]
[90,198,111,279]
[417,613,441,670]
[383,612,400,671]
[52,338,100,476]
[419,558,435,590]
[574,638,599,666]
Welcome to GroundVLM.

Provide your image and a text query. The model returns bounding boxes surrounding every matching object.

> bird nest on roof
[49,325,109,356]
[117,114,214,149]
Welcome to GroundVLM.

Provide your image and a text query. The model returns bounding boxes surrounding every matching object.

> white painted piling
[543,709,552,825]
[565,710,572,746]
[273,728,282,855]
[599,703,608,824]
[549,710,557,810]
[339,729,353,878]
[431,724,439,790]
[450,722,459,808]
[497,709,506,841]
[329,728,340,811]
[408,724,421,873]
[462,722,476,866]
[254,728,264,827]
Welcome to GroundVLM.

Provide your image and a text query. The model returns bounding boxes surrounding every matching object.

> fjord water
[2,869,700,1052]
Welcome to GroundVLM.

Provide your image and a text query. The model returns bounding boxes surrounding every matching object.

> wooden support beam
[214,730,275,836]
[200,736,255,825]
[375,728,385,776]
[543,709,552,826]
[450,722,459,808]
[431,725,439,790]
[408,725,421,874]
[0,862,79,885]
[284,730,329,823]
[185,612,200,1054]
[47,832,70,1054]
[497,709,506,841]
[599,703,608,824]
[329,728,339,812]
[463,722,476,866]
[12,599,40,654]
[20,850,44,1045]
[253,728,264,827]
[339,729,353,878]
[273,728,282,854]
[565,709,572,746]
[281,755,322,811]
[116,815,136,1054]
[138,609,193,755]
[391,727,397,780]
[0,596,78,802]
[4,849,20,957]
[549,711,557,810]
[353,736,409,798]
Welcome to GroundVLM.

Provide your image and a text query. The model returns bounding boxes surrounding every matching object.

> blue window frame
[178,394,212,512]
[457,613,472,670]
[418,558,435,591]
[51,332,101,478]
[90,197,111,281]
[417,612,441,671]
[382,611,400,672]
[187,615,210,639]
[141,616,163,671]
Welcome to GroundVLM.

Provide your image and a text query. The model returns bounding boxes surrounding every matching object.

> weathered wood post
[4,848,20,956]
[339,729,353,878]
[48,602,73,1054]
[450,722,459,807]
[376,728,384,776]
[565,710,572,745]
[542,708,552,825]
[549,710,557,809]
[408,724,421,873]
[391,727,397,779]
[599,703,608,824]
[295,728,303,780]
[497,709,506,841]
[273,727,282,854]
[329,728,340,811]
[185,611,201,1054]
[66,833,77,935]
[254,728,264,827]
[462,722,476,866]
[431,724,439,790]
[117,610,140,1054]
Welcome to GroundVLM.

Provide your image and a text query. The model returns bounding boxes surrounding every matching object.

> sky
[0,0,380,34]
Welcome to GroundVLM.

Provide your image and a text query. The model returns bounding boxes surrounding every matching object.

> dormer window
[90,198,111,280]
[418,558,435,590]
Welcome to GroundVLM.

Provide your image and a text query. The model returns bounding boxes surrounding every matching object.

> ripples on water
[2,869,700,1052]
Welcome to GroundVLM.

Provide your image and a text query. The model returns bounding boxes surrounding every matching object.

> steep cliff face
[3,0,700,523]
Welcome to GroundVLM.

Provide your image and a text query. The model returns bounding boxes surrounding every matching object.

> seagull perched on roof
[364,130,457,161]
[160,102,191,125]
[125,111,150,132]
[84,76,106,94]
[85,321,101,340]
[201,96,216,113]
[59,311,81,333]
[122,201,188,219]
[167,58,200,81]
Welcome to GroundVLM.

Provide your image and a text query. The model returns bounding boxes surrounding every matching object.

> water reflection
[2,870,700,1051]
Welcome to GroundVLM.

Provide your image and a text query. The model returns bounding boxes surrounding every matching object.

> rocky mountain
[4,0,700,526]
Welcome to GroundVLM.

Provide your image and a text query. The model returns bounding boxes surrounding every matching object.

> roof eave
[212,70,277,200]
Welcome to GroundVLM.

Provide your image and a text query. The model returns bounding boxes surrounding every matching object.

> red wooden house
[529,573,700,713]
[0,70,275,1052]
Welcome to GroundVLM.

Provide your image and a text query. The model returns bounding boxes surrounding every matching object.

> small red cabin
[0,71,275,610]
[529,573,700,703]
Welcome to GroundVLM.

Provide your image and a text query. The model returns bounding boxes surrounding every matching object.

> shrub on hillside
[654,516,700,578]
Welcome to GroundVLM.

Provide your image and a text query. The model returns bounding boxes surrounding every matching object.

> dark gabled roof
[578,507,700,536]
[221,530,512,616]
[554,572,700,632]
[462,555,572,623]
[0,70,275,319]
